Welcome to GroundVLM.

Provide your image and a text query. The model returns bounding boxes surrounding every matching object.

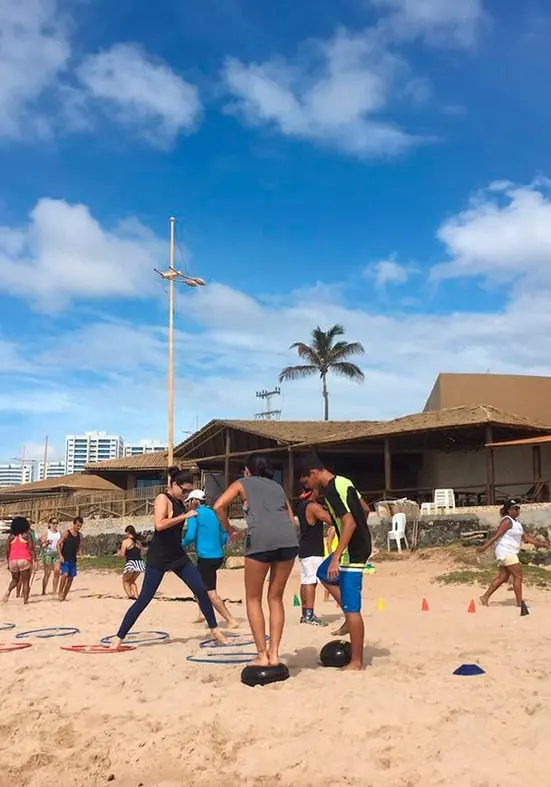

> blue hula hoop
[0,623,15,632]
[187,652,256,665]
[100,631,169,646]
[16,627,79,640]
[200,633,269,650]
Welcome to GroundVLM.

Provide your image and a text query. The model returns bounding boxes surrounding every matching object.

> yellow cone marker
[377,597,386,612]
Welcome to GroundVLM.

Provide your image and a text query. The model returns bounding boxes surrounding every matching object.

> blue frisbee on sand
[453,663,485,676]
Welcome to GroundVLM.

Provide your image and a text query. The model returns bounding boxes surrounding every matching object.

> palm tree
[278,325,365,420]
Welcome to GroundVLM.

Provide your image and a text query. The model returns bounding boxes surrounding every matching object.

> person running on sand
[479,499,547,609]
[3,517,37,604]
[214,454,299,668]
[58,517,83,601]
[41,517,61,595]
[182,489,238,629]
[118,526,146,600]
[110,468,228,649]
[298,452,372,671]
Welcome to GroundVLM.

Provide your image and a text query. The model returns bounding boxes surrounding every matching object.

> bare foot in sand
[251,651,270,667]
[211,627,230,646]
[108,637,124,650]
[341,662,363,671]
[331,621,349,636]
[479,595,489,607]
[226,619,239,630]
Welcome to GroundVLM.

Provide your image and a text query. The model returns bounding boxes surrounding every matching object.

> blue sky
[2,0,551,461]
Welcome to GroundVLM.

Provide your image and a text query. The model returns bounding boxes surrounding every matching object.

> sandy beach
[1,553,550,787]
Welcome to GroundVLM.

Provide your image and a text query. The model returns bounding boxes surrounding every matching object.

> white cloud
[76,44,201,146]
[433,179,551,285]
[0,198,164,310]
[366,258,411,287]
[0,3,201,147]
[223,27,423,158]
[373,0,485,48]
[0,0,70,139]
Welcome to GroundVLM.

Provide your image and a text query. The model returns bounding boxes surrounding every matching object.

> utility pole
[155,218,206,466]
[255,387,282,420]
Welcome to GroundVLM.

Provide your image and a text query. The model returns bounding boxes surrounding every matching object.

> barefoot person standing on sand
[298,453,372,671]
[479,499,547,610]
[110,468,228,648]
[214,455,298,668]
[57,517,83,601]
[3,517,37,605]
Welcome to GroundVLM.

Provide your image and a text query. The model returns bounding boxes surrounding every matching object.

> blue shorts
[317,555,363,614]
[60,561,77,579]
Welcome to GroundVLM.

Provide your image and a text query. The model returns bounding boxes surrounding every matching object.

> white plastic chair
[433,489,456,513]
[387,512,409,552]
[420,502,436,516]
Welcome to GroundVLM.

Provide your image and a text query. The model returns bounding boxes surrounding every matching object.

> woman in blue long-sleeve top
[182,489,238,629]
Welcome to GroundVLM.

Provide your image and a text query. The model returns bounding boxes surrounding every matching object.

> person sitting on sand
[41,517,61,596]
[118,525,146,600]
[479,499,547,609]
[58,517,83,601]
[298,452,372,671]
[214,454,298,668]
[3,516,37,605]
[110,467,228,649]
[182,489,238,630]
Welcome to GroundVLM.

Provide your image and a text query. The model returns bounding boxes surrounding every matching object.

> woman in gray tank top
[214,454,298,669]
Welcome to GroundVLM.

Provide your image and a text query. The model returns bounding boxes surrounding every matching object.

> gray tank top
[240,476,298,555]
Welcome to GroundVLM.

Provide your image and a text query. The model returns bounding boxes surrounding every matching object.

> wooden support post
[532,445,542,485]
[485,425,495,505]
[384,438,392,498]
[224,429,231,488]
[286,448,294,500]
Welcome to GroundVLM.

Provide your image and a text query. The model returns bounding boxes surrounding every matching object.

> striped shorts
[123,559,145,574]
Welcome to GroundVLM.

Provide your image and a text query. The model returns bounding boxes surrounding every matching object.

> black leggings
[117,563,217,638]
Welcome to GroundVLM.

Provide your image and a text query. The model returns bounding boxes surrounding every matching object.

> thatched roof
[215,419,378,445]
[0,472,120,498]
[293,404,551,447]
[85,451,196,473]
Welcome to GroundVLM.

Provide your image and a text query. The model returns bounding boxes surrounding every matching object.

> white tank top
[495,516,524,559]
[46,529,61,552]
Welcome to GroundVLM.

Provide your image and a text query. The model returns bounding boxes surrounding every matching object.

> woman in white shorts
[479,499,546,609]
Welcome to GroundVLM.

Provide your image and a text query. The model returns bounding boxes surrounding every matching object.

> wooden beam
[485,425,495,505]
[384,438,392,497]
[224,429,231,488]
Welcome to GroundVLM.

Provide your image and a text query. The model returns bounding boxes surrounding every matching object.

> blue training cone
[453,663,485,676]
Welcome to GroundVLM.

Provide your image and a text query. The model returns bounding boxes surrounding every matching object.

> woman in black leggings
[111,467,227,648]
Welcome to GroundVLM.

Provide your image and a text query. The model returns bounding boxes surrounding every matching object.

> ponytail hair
[168,466,193,486]
[244,454,275,479]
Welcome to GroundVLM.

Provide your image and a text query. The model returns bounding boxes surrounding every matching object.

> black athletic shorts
[197,557,224,591]
[247,547,299,564]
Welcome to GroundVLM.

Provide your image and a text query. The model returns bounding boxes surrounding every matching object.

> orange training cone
[421,597,430,612]
[467,599,476,614]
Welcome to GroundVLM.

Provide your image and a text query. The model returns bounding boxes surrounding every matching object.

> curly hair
[10,516,31,536]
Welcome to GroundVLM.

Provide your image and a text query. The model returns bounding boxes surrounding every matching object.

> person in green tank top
[298,452,372,670]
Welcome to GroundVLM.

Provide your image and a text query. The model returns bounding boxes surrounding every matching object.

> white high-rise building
[36,461,67,481]
[65,432,124,474]
[0,462,34,488]
[124,439,167,457]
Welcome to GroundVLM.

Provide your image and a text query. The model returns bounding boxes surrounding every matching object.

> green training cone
[293,594,301,607]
